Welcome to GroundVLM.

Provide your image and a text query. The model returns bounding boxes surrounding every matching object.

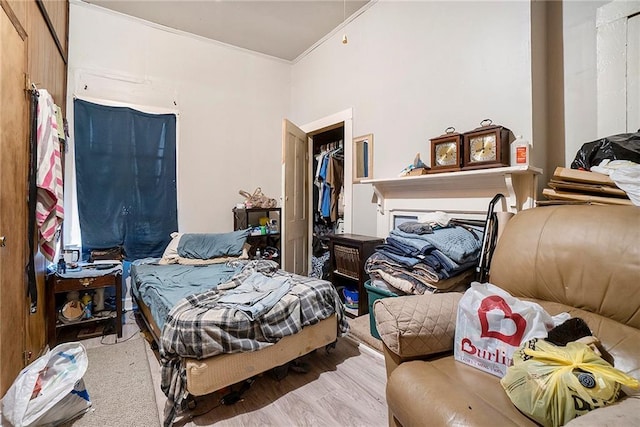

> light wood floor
[82,313,389,426]
[144,334,388,427]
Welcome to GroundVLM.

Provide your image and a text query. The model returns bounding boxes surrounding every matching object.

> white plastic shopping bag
[2,342,91,426]
[454,282,569,377]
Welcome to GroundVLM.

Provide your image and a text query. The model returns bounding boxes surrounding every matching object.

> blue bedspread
[130,260,242,329]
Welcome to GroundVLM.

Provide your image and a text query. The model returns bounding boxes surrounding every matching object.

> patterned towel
[36,89,64,261]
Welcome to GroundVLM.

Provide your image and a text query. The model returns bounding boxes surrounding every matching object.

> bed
[129,231,349,426]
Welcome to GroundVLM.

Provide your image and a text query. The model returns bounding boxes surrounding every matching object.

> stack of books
[540,167,632,206]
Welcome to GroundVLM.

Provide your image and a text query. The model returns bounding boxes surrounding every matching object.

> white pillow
[159,232,182,264]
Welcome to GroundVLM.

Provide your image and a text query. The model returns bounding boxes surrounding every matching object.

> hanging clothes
[314,149,327,218]
[35,89,64,261]
[319,152,331,218]
[326,147,344,222]
[314,142,343,222]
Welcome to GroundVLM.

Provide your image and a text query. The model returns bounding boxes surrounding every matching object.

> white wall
[291,1,534,236]
[563,0,610,166]
[65,1,290,245]
[66,0,616,244]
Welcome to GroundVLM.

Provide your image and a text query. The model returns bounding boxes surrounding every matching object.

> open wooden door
[281,119,309,275]
[0,4,29,395]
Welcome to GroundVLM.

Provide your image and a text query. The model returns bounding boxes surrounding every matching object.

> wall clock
[430,127,462,173]
[462,119,512,170]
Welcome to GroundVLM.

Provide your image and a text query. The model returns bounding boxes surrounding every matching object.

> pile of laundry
[365,212,483,295]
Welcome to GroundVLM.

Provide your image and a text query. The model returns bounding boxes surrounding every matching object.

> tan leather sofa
[374,205,640,426]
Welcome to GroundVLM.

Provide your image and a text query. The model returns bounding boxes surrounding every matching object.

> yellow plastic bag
[500,339,639,427]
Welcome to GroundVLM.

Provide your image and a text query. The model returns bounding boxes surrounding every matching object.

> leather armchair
[374,205,640,426]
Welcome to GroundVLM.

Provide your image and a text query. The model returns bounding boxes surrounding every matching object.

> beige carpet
[347,314,383,353]
[63,336,159,427]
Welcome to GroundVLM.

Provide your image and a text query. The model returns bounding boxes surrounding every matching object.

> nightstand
[46,267,123,346]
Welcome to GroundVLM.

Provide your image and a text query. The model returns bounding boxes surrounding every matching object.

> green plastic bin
[364,280,398,339]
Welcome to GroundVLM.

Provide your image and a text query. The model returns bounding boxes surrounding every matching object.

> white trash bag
[2,342,91,426]
[454,282,569,378]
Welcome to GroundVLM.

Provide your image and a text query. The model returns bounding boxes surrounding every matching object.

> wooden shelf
[333,270,359,281]
[234,207,281,265]
[56,313,115,329]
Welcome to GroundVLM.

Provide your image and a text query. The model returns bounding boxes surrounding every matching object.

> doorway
[308,124,345,281]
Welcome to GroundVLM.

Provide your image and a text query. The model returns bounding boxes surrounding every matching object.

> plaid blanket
[160,260,348,425]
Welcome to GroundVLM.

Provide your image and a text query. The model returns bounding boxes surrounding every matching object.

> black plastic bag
[571,131,640,170]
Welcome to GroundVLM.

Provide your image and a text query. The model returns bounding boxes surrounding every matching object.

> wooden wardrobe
[0,0,68,397]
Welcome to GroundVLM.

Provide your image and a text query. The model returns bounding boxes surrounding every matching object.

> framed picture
[353,133,373,183]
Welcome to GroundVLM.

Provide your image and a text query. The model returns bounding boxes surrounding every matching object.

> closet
[309,125,344,280]
[0,0,68,396]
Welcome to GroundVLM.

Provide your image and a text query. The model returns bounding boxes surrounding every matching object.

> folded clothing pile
[365,212,483,295]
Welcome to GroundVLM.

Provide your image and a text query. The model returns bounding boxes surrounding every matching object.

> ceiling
[84,0,371,61]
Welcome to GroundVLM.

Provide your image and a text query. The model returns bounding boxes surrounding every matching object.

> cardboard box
[552,167,616,186]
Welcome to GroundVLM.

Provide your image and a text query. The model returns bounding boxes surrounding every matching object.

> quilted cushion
[374,292,463,358]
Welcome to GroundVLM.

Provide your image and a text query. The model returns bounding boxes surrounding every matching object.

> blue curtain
[74,99,177,260]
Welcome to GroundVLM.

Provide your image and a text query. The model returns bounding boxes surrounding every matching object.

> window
[73,99,177,260]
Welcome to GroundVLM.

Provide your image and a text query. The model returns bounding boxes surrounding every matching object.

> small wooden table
[46,267,123,346]
[327,233,384,318]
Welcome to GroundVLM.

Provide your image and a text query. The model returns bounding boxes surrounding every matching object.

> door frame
[301,108,353,270]
[596,1,640,135]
